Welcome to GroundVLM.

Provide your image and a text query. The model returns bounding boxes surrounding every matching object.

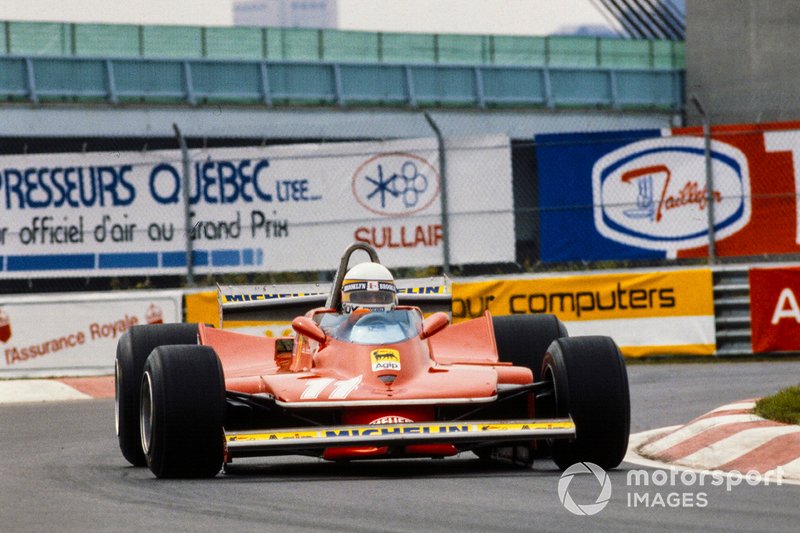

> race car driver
[340,262,398,313]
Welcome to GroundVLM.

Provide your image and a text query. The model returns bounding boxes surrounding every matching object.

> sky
[0,0,234,26]
[0,0,615,36]
[338,0,614,36]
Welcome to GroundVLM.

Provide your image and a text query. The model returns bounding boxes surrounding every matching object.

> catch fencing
[4,118,800,291]
[0,122,514,282]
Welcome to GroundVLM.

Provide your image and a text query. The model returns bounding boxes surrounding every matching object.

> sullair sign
[591,137,751,258]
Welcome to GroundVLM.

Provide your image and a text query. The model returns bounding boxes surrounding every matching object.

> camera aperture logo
[352,152,440,217]
[558,462,612,516]
[557,462,785,515]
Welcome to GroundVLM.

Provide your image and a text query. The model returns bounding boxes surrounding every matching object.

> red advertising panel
[673,122,800,260]
[750,267,800,353]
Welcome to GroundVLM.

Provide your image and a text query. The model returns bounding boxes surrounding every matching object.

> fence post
[423,112,451,275]
[105,59,118,105]
[172,123,194,286]
[25,58,38,104]
[690,94,716,264]
[183,61,196,106]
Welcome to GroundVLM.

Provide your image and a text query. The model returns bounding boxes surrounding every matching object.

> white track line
[0,380,90,404]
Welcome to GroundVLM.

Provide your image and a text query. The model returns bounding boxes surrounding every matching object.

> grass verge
[755,385,800,425]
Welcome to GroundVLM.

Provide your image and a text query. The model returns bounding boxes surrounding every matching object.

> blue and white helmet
[341,262,398,313]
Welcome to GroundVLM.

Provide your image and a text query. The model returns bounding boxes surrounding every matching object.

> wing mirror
[292,316,327,344]
[420,312,449,340]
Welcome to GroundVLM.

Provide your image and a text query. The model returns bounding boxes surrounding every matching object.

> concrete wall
[0,106,679,142]
[686,0,800,125]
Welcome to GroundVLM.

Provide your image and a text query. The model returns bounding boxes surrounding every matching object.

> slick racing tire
[493,314,568,379]
[140,345,225,479]
[541,336,630,471]
[115,323,199,467]
[475,315,567,461]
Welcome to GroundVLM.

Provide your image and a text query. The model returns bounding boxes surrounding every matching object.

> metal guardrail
[0,55,684,110]
[713,268,752,356]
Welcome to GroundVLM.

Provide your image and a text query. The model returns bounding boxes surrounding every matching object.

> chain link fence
[0,118,517,293]
[2,108,798,295]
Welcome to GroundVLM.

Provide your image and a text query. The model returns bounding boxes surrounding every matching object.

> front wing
[225,418,575,457]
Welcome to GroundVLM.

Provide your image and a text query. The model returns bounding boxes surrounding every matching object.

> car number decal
[300,378,335,399]
[301,375,362,400]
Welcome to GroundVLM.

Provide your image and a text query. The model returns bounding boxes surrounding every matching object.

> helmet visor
[348,290,396,305]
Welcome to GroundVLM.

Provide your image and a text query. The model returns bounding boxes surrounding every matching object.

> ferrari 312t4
[115,243,630,478]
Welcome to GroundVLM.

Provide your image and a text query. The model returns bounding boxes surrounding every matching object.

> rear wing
[219,277,451,327]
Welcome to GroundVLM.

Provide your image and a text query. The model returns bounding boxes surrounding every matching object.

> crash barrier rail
[713,265,800,356]
[2,264,798,377]
[0,21,685,69]
[713,268,752,357]
[0,54,683,110]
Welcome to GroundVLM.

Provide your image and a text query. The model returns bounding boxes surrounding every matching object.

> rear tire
[141,345,225,479]
[492,314,568,378]
[480,315,567,461]
[115,323,199,466]
[540,336,630,470]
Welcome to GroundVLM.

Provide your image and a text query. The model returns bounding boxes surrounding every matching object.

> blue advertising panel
[535,128,754,263]
[536,130,663,262]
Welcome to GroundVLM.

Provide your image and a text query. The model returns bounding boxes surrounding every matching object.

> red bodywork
[198,308,533,461]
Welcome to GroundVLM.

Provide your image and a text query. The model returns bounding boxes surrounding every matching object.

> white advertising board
[0,290,182,377]
[0,135,514,278]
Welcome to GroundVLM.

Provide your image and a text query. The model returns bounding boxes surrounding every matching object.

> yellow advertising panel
[453,269,715,357]
[185,290,291,337]
[184,291,220,327]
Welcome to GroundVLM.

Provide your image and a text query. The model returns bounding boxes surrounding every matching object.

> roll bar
[324,243,381,311]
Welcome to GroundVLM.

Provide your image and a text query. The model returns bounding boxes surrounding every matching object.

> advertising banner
[186,289,293,338]
[185,290,220,328]
[536,122,800,263]
[0,135,514,278]
[452,269,715,357]
[0,290,182,376]
[749,267,800,353]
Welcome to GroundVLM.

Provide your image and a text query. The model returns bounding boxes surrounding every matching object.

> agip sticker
[370,348,401,371]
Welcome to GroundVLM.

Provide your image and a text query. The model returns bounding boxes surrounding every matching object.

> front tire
[115,323,199,466]
[141,345,225,479]
[540,336,630,470]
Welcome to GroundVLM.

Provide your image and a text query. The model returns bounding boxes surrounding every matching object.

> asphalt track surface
[1,361,799,532]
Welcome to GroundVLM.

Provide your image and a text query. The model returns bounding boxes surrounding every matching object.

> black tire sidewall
[543,336,630,470]
[115,323,199,467]
[143,345,225,479]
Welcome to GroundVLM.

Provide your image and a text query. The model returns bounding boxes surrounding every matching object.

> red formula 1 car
[115,243,630,478]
